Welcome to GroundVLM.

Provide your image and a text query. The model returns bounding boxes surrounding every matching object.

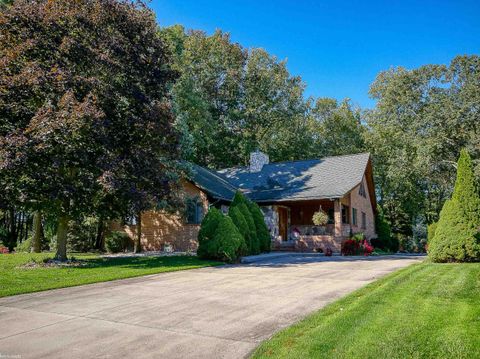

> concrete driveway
[0,255,422,359]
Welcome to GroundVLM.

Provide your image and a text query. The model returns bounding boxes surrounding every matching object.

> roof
[216,153,372,202]
[189,163,237,201]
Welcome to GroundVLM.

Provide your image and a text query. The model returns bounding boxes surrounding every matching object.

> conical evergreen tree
[197,207,223,259]
[428,150,480,262]
[247,201,271,253]
[228,205,250,254]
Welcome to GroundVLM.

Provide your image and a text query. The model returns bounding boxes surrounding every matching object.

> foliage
[341,239,373,256]
[0,244,10,254]
[252,263,480,359]
[105,231,132,254]
[197,207,223,258]
[231,191,247,207]
[238,203,260,254]
[247,201,271,253]
[373,207,398,252]
[161,26,365,169]
[427,222,437,243]
[228,206,250,255]
[0,0,182,260]
[0,253,221,297]
[312,210,329,226]
[15,238,32,253]
[429,150,480,262]
[351,232,365,242]
[366,55,480,238]
[199,215,244,263]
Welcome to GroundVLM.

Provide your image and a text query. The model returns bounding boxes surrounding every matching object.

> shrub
[374,207,397,251]
[105,231,132,253]
[15,238,32,252]
[427,222,437,243]
[429,150,480,262]
[200,215,244,263]
[197,207,223,258]
[0,245,9,254]
[351,232,365,242]
[238,202,260,254]
[231,191,247,207]
[342,239,373,256]
[247,201,271,253]
[312,210,329,226]
[341,239,359,255]
[228,206,249,255]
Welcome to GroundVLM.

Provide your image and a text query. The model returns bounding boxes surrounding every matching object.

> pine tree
[428,150,480,262]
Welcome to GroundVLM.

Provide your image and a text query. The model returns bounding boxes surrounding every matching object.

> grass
[0,253,221,297]
[252,262,480,359]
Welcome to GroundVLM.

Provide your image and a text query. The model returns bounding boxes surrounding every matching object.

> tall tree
[366,55,480,237]
[0,0,181,260]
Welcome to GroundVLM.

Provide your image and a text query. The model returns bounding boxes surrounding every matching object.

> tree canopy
[0,0,182,259]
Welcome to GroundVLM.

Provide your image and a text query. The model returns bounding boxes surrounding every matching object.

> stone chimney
[250,150,269,173]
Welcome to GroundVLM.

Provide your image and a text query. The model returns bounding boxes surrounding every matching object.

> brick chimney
[250,150,269,173]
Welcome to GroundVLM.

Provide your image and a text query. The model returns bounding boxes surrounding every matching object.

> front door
[278,207,288,241]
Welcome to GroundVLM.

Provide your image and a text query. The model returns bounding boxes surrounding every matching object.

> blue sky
[150,0,480,108]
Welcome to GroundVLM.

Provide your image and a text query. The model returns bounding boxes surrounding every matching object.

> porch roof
[216,153,371,202]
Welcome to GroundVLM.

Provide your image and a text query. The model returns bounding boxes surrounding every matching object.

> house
[116,151,377,253]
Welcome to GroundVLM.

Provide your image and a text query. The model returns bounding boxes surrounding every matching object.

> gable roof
[216,153,372,202]
[189,163,237,201]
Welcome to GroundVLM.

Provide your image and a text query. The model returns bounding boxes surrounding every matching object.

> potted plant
[312,208,328,234]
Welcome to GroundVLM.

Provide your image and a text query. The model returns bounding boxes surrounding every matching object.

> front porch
[262,199,352,253]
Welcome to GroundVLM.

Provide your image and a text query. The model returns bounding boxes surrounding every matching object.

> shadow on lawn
[73,255,219,270]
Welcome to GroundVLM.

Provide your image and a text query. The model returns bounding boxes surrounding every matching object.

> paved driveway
[0,255,422,359]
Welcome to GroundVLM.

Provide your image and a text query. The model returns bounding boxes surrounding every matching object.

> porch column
[334,199,342,237]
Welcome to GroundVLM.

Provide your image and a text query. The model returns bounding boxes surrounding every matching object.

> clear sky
[150,0,480,108]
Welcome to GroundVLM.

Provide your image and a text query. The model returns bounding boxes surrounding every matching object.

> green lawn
[0,253,221,297]
[252,262,480,359]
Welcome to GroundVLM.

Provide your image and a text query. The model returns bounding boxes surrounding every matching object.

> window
[352,208,357,226]
[341,205,350,224]
[359,182,367,198]
[327,208,335,224]
[361,211,367,229]
[185,199,204,224]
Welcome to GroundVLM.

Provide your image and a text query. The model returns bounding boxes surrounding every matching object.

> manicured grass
[0,253,221,297]
[252,262,480,359]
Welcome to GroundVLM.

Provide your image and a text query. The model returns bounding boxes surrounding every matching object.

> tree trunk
[95,218,105,251]
[55,216,69,261]
[32,211,43,253]
[134,212,142,253]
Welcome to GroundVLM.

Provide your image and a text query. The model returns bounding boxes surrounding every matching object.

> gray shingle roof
[216,153,371,202]
[189,163,237,201]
